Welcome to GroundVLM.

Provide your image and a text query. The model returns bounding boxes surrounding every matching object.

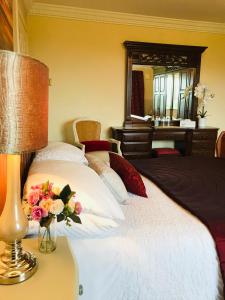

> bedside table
[0,237,79,300]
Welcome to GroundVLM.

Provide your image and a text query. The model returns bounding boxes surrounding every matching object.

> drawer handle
[79,284,84,296]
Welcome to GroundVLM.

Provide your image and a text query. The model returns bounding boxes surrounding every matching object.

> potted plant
[194,83,215,128]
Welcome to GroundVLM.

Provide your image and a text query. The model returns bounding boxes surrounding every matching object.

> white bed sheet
[57,177,224,299]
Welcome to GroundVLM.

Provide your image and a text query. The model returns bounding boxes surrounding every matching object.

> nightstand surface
[0,237,78,300]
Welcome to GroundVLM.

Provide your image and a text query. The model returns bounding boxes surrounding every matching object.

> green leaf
[57,214,64,222]
[42,181,49,193]
[68,191,76,201]
[59,185,72,203]
[69,214,82,224]
[40,216,53,228]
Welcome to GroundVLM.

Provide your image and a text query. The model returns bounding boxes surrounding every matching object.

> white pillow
[88,158,129,204]
[85,151,110,165]
[34,142,88,165]
[24,160,124,221]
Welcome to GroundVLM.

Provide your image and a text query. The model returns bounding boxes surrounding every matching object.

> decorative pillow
[109,152,147,198]
[81,140,111,153]
[85,151,110,165]
[24,160,124,221]
[88,158,129,204]
[34,142,88,165]
[152,148,181,158]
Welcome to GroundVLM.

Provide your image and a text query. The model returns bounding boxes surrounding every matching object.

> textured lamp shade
[0,51,49,285]
[0,50,48,153]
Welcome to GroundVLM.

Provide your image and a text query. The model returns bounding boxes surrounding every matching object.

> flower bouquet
[23,181,82,253]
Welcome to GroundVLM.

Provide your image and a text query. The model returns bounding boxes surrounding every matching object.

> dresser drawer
[123,152,151,159]
[122,132,150,142]
[192,149,214,157]
[192,140,215,157]
[122,141,151,153]
[192,130,217,141]
[192,140,215,150]
[153,130,186,141]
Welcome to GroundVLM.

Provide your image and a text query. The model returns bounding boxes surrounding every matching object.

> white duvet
[30,176,223,300]
[62,177,223,300]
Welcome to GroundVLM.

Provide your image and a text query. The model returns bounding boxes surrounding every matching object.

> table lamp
[0,50,48,284]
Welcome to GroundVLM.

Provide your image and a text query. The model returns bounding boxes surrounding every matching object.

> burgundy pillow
[109,152,147,198]
[152,148,180,157]
[81,140,111,153]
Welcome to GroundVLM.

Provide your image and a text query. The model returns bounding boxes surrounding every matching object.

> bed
[22,143,224,300]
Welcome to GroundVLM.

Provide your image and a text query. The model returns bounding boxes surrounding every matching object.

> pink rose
[28,190,40,206]
[74,202,82,215]
[39,182,54,200]
[31,206,48,221]
[31,184,42,190]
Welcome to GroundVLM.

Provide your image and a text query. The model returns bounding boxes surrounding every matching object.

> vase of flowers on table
[23,181,82,253]
[194,83,215,128]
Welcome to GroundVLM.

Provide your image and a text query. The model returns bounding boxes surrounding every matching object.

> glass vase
[38,216,57,253]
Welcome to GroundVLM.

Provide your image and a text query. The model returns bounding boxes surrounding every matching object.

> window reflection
[131,65,194,120]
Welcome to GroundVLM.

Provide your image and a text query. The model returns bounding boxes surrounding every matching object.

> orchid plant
[194,83,215,118]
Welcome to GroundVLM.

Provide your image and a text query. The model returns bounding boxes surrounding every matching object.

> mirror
[131,65,195,119]
[124,41,207,127]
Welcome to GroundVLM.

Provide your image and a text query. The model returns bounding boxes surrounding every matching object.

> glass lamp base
[0,240,38,284]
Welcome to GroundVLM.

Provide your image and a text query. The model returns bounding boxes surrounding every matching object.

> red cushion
[109,152,147,198]
[152,148,180,157]
[82,140,111,153]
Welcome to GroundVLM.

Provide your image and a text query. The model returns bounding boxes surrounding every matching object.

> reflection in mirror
[131,65,195,120]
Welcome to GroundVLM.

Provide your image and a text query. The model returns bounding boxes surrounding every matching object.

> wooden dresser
[112,127,218,159]
[112,127,153,159]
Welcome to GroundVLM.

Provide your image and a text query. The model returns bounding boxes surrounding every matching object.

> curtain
[131,71,144,116]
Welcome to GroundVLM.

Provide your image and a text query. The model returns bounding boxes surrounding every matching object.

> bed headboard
[20,152,35,193]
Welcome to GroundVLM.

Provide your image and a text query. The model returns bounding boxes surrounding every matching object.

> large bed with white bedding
[24,143,224,300]
[63,177,223,300]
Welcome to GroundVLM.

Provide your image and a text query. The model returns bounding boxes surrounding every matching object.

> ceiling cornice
[30,2,225,35]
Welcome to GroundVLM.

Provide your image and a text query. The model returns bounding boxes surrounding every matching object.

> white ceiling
[33,0,225,23]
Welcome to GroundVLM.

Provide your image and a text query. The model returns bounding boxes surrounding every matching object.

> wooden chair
[216,131,225,158]
[73,118,121,154]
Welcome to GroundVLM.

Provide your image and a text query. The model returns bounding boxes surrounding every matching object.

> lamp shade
[0,50,48,153]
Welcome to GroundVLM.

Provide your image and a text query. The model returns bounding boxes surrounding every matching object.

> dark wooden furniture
[112,127,218,159]
[124,41,207,127]
[112,127,153,159]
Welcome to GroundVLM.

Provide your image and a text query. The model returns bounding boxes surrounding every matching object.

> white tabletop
[0,237,78,300]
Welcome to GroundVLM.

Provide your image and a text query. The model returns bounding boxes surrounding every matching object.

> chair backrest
[216,131,225,158]
[73,119,101,143]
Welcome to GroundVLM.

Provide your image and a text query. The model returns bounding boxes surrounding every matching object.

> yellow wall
[28,15,225,142]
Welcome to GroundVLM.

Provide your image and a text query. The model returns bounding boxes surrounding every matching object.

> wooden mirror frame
[124,41,207,127]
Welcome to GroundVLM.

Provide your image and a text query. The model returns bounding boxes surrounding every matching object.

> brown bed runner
[130,156,225,293]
